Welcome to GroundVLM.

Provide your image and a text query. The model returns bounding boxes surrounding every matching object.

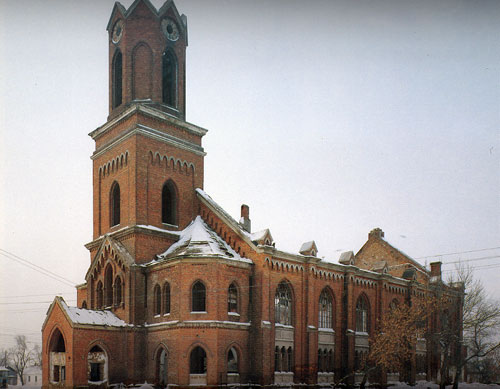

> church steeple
[88,0,207,264]
[107,0,188,120]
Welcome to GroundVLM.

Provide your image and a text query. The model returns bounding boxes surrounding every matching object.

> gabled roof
[250,228,274,245]
[106,0,188,44]
[196,189,262,250]
[300,240,318,256]
[85,235,135,280]
[43,297,129,330]
[155,216,252,264]
[339,251,355,265]
[356,231,428,275]
[54,297,128,327]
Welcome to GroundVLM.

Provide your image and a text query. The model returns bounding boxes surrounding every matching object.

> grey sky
[0,0,499,348]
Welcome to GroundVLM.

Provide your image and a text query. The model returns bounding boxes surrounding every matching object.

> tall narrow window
[228,283,238,313]
[154,284,162,315]
[189,346,207,374]
[157,348,168,386]
[110,182,120,226]
[115,276,123,306]
[355,295,369,333]
[96,281,103,309]
[274,347,280,372]
[104,264,113,307]
[227,348,238,373]
[112,50,122,108]
[318,288,333,329]
[164,282,171,314]
[162,49,177,107]
[192,281,206,312]
[274,282,292,325]
[161,181,177,225]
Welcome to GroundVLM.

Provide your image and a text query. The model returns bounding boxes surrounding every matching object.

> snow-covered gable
[299,240,318,256]
[85,235,134,281]
[156,216,252,264]
[58,297,129,327]
[250,229,273,246]
[339,251,355,265]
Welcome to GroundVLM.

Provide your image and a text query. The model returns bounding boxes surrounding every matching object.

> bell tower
[87,0,207,264]
[107,0,188,120]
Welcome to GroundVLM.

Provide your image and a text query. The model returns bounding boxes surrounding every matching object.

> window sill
[162,222,178,229]
[190,311,207,314]
[163,313,170,317]
[228,312,240,316]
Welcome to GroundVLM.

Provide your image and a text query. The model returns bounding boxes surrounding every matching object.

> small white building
[23,366,41,386]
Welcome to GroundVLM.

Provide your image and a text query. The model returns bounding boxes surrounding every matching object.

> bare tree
[446,264,500,388]
[357,300,430,389]
[32,344,42,367]
[8,335,33,385]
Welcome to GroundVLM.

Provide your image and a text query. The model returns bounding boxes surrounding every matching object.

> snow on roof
[338,251,355,264]
[299,240,317,254]
[58,298,129,327]
[250,229,272,243]
[156,216,252,264]
[0,366,8,372]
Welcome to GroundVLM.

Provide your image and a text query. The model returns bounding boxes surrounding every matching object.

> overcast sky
[1,0,499,349]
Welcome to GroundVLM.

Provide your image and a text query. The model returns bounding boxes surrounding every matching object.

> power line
[0,248,77,287]
[0,292,75,299]
[414,246,500,260]
[441,255,500,266]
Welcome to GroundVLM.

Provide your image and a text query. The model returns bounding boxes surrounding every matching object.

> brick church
[42,0,463,387]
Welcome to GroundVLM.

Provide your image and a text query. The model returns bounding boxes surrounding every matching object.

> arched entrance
[48,328,66,384]
[156,347,168,387]
[87,345,108,383]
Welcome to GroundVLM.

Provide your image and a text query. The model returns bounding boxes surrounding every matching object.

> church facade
[41,1,463,387]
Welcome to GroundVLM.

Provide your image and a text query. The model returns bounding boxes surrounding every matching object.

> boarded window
[228,283,238,313]
[274,282,292,325]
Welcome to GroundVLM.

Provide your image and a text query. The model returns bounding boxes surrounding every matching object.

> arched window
[227,347,238,373]
[328,349,334,372]
[318,288,333,329]
[49,329,66,383]
[280,347,287,372]
[154,284,162,315]
[88,345,108,383]
[192,281,206,312]
[317,349,322,372]
[287,347,293,372]
[96,281,103,309]
[274,282,292,325]
[274,346,280,372]
[163,282,171,314]
[389,299,399,311]
[162,49,177,107]
[110,182,120,226]
[228,283,238,313]
[161,181,177,225]
[355,295,370,333]
[115,276,123,306]
[189,346,207,374]
[112,50,122,108]
[156,347,168,386]
[104,264,113,308]
[82,301,87,309]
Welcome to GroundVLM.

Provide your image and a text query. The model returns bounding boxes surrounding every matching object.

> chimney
[240,204,251,233]
[369,228,384,239]
[430,261,442,279]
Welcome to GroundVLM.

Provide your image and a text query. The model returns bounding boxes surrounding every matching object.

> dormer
[250,229,274,246]
[300,241,318,257]
[339,251,355,265]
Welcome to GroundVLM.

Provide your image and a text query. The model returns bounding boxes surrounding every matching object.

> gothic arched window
[110,182,120,226]
[189,346,207,374]
[161,180,177,225]
[112,50,122,108]
[154,284,162,315]
[192,281,206,312]
[274,282,292,325]
[355,295,370,333]
[96,281,103,309]
[115,276,123,306]
[104,264,113,307]
[318,288,333,329]
[228,283,238,313]
[162,49,177,107]
[227,347,238,374]
[156,347,168,386]
[163,282,171,314]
